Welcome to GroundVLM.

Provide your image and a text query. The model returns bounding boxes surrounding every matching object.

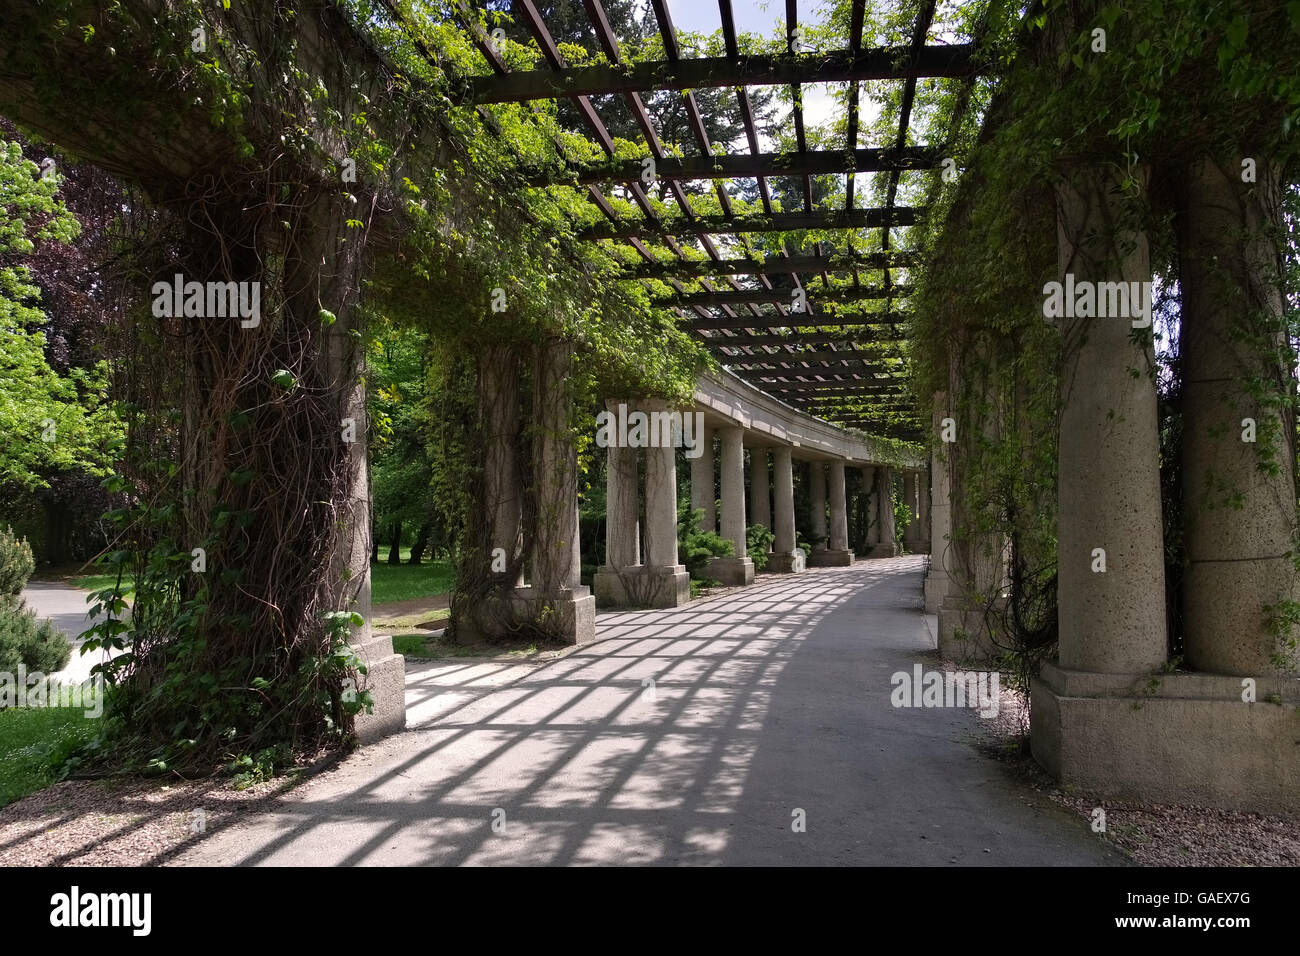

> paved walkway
[18,580,115,685]
[176,556,1123,866]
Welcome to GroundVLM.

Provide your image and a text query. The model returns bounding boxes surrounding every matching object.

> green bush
[678,505,735,580]
[0,527,35,602]
[0,526,70,675]
[0,605,70,675]
[746,524,774,571]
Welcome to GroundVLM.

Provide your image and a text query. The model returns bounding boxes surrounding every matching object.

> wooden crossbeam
[582,208,919,240]
[661,285,909,307]
[524,146,941,186]
[695,332,905,346]
[685,310,911,332]
[469,44,978,103]
[724,350,898,365]
[624,251,915,279]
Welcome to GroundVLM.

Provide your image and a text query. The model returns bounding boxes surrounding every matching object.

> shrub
[746,524,775,571]
[678,505,735,580]
[0,525,70,677]
[0,605,71,675]
[0,527,35,603]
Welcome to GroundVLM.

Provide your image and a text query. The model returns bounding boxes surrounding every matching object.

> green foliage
[0,525,66,674]
[0,702,97,807]
[892,491,913,553]
[0,604,70,674]
[746,523,775,571]
[0,142,121,492]
[0,527,35,600]
[678,504,734,580]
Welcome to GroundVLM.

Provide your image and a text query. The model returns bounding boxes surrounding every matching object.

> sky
[664,0,842,130]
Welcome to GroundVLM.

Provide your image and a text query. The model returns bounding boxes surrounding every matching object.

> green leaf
[270,369,296,389]
[1226,15,1248,50]
[318,308,336,326]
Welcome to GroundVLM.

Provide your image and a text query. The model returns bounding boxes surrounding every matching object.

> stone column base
[923,569,951,614]
[1031,661,1300,814]
[937,602,1004,662]
[807,549,854,567]
[866,542,899,558]
[353,633,406,743]
[594,565,690,608]
[458,585,597,646]
[767,550,806,573]
[708,555,755,586]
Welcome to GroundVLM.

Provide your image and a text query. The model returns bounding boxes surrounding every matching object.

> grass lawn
[68,572,134,597]
[370,557,454,605]
[390,631,549,659]
[0,704,99,808]
[70,554,455,607]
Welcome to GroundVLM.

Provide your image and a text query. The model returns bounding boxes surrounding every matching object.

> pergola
[424,0,988,440]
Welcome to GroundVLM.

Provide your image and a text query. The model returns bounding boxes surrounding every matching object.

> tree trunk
[407,521,432,565]
[387,520,402,565]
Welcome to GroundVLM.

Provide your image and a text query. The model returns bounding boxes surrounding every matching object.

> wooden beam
[662,285,910,307]
[685,310,911,331]
[581,208,919,240]
[624,251,915,279]
[523,146,941,186]
[469,44,978,103]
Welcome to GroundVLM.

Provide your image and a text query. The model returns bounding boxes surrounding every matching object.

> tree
[0,140,120,497]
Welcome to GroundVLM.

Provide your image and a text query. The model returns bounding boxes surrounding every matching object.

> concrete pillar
[828,462,848,551]
[518,341,596,642]
[862,466,880,548]
[709,425,754,585]
[689,423,716,532]
[811,460,853,566]
[917,466,931,553]
[768,444,804,573]
[872,467,898,557]
[594,401,689,608]
[481,344,524,587]
[1053,165,1166,674]
[808,461,827,551]
[603,441,638,569]
[1178,156,1298,675]
[750,447,771,534]
[925,395,955,613]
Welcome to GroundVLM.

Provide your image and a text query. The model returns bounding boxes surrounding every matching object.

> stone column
[808,461,827,552]
[872,467,898,557]
[902,471,923,552]
[862,466,880,550]
[520,340,596,643]
[750,446,771,536]
[768,445,804,573]
[1176,157,1298,675]
[925,395,955,612]
[709,425,755,585]
[689,423,716,533]
[917,466,931,553]
[640,421,690,605]
[481,345,525,587]
[594,401,689,608]
[811,459,853,566]
[1053,166,1166,673]
[593,438,639,606]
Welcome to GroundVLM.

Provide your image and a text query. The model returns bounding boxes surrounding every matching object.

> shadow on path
[173,556,1122,866]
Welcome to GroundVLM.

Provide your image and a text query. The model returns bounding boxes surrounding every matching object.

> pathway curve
[18,580,114,685]
[174,556,1123,866]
